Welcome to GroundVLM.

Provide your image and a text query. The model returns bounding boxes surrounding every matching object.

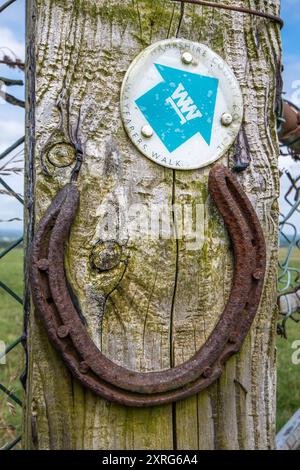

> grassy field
[277,321,300,432]
[277,247,300,432]
[0,249,24,449]
[0,248,299,448]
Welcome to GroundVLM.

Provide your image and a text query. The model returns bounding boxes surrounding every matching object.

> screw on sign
[181,51,194,64]
[141,124,154,138]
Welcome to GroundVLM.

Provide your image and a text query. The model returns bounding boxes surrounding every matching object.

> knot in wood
[90,241,122,272]
[47,143,76,168]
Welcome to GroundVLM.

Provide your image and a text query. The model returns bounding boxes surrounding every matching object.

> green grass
[0,248,24,449]
[0,248,299,447]
[277,321,300,432]
[277,247,300,433]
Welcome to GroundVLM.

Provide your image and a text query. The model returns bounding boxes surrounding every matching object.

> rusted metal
[37,259,49,271]
[171,0,284,28]
[278,100,300,157]
[30,165,266,407]
[57,325,70,339]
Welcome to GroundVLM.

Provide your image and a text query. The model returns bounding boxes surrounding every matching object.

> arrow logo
[135,64,219,153]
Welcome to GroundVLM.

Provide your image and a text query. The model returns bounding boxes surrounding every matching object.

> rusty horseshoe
[30,164,266,407]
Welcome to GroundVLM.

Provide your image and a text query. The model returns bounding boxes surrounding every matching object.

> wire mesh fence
[0,0,24,451]
[277,120,300,337]
[0,141,24,451]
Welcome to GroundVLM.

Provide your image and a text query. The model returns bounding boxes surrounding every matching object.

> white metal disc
[121,39,243,171]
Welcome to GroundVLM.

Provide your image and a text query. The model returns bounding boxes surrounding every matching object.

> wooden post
[24,0,281,450]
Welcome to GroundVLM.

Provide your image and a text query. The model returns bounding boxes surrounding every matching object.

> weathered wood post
[24,0,282,450]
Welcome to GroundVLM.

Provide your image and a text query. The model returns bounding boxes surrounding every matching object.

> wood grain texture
[24,0,281,449]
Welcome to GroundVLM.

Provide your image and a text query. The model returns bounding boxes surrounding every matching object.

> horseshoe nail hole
[229,333,239,344]
[46,297,54,304]
[47,143,76,168]
[202,367,212,378]
[225,176,232,188]
[251,239,257,247]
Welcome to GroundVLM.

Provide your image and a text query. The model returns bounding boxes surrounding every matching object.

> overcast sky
[0,0,299,234]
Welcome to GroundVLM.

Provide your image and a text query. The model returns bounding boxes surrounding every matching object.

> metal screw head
[221,113,233,126]
[79,361,90,374]
[181,51,193,65]
[37,259,49,272]
[57,325,70,339]
[252,269,263,281]
[141,125,154,138]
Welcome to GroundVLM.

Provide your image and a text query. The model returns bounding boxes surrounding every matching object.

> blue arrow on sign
[135,63,219,153]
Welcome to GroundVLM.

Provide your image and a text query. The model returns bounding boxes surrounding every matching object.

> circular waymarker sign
[121,39,243,171]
